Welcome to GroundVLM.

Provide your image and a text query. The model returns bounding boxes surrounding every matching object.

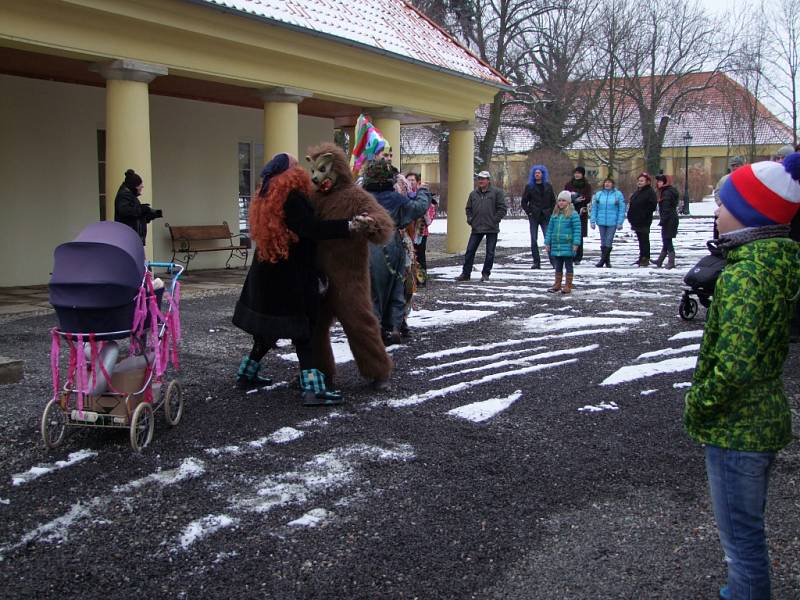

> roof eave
[181,0,513,92]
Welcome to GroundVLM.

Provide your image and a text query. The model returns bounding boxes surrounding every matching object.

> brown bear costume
[306,143,395,387]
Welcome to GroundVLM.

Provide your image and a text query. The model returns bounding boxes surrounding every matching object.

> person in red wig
[233,153,373,406]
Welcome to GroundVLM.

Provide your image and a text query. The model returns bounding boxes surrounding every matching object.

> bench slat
[169,225,232,241]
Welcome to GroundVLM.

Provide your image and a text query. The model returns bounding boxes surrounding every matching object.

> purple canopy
[49,221,145,310]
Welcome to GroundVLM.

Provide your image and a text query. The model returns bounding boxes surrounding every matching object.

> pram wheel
[679,295,699,321]
[41,398,67,449]
[163,380,183,426]
[130,402,154,452]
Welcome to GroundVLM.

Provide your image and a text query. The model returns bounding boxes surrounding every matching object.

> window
[97,130,106,220]
[238,141,264,235]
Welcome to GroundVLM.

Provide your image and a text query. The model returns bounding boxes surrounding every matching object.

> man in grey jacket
[455,171,508,282]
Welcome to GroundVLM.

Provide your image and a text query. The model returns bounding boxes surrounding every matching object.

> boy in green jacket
[684,154,800,600]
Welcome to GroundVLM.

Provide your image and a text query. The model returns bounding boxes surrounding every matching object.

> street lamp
[682,130,693,215]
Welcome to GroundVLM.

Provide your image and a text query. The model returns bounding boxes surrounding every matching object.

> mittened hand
[590,222,596,230]
[617,224,622,230]
[349,213,376,233]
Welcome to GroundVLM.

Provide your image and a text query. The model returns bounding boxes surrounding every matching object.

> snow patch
[11,449,97,486]
[673,382,692,388]
[179,514,238,550]
[640,389,658,396]
[288,508,329,528]
[114,458,205,493]
[447,390,522,422]
[669,330,704,340]
[233,444,413,514]
[523,314,641,333]
[578,401,619,413]
[636,344,700,361]
[599,310,653,317]
[384,359,576,408]
[205,445,242,457]
[601,357,698,386]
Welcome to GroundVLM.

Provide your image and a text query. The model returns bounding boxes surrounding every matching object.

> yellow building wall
[1,74,103,287]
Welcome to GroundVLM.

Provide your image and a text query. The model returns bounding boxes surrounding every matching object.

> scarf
[568,177,586,190]
[716,224,791,254]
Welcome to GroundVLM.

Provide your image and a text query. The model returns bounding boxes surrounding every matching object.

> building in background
[0,0,510,285]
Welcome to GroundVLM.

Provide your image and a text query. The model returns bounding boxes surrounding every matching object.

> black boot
[595,246,607,268]
[652,250,667,268]
[300,368,343,406]
[237,356,273,390]
[605,246,612,268]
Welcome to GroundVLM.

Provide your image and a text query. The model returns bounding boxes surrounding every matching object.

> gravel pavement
[0,223,798,599]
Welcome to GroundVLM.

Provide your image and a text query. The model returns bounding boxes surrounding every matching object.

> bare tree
[584,0,641,177]
[511,0,602,152]
[766,0,800,145]
[615,0,731,174]
[446,0,562,169]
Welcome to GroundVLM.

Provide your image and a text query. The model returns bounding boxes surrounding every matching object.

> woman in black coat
[626,172,658,266]
[232,153,371,405]
[114,169,162,244]
[563,166,592,263]
[652,174,679,269]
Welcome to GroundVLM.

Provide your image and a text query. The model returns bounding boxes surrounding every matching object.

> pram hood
[49,221,145,309]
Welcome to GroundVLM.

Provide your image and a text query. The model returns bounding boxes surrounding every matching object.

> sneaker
[481,274,490,282]
[454,273,470,281]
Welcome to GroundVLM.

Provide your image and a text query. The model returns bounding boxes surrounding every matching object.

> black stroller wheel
[679,296,699,321]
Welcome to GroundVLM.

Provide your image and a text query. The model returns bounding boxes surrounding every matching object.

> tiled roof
[403,73,792,155]
[187,0,509,88]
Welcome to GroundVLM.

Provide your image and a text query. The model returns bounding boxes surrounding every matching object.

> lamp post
[682,130,693,215]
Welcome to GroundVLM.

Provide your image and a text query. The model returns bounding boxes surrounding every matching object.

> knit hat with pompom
[720,153,800,226]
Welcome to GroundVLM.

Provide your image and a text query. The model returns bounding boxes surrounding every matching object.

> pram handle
[147,262,184,296]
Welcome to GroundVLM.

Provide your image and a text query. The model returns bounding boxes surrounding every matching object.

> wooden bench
[165,221,249,270]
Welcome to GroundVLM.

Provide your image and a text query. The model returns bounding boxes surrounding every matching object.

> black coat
[658,185,680,239]
[564,178,592,238]
[627,186,658,229]
[521,182,556,221]
[232,190,350,341]
[114,184,152,244]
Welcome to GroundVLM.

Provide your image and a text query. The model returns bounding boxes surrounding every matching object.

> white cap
[476,171,491,179]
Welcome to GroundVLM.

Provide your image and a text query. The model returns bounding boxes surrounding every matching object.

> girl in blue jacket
[544,191,582,294]
[589,177,626,267]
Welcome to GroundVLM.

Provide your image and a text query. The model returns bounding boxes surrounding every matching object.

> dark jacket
[232,190,350,340]
[658,185,680,239]
[521,182,556,222]
[627,186,658,229]
[564,178,592,237]
[466,186,507,233]
[114,184,155,244]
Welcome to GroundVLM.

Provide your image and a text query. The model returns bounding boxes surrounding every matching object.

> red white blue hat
[720,153,800,226]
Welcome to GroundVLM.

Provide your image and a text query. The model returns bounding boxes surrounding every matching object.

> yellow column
[91,59,167,260]
[372,108,403,169]
[447,121,475,253]
[258,87,311,160]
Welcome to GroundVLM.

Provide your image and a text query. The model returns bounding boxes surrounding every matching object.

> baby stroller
[678,240,726,320]
[43,221,184,451]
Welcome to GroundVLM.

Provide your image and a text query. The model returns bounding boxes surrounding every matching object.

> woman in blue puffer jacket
[590,177,626,267]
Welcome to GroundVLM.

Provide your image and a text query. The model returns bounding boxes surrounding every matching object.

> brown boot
[639,256,650,267]
[665,251,676,270]
[651,250,667,268]
[561,273,573,294]
[547,272,562,293]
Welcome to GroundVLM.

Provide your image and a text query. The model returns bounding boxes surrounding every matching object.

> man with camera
[114,168,163,245]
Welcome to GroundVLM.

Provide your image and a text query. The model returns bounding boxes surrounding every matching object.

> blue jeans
[705,445,776,600]
[552,256,574,275]
[598,224,617,247]
[528,214,549,264]
[461,232,498,277]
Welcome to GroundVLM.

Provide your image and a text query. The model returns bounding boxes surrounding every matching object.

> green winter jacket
[684,236,800,452]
